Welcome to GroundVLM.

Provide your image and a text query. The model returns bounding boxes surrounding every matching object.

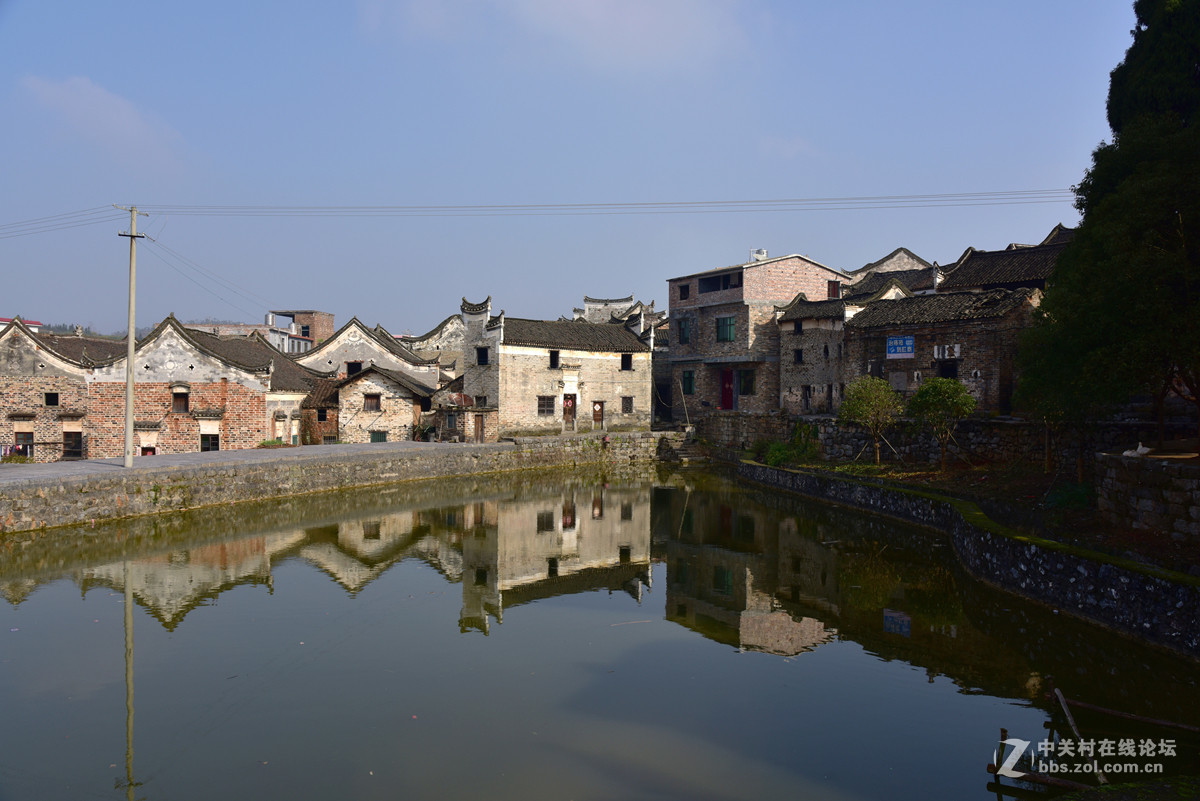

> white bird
[1121,442,1151,457]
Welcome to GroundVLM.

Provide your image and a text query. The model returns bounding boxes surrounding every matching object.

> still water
[1,467,1197,800]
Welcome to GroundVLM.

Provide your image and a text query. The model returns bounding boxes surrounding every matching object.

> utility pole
[116,206,147,468]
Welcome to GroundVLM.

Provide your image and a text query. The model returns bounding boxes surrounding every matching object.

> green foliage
[838,376,903,464]
[906,377,976,469]
[750,439,771,462]
[256,439,292,448]
[0,453,31,464]
[1019,0,1200,441]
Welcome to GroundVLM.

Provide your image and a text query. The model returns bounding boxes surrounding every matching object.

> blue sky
[1,1,1135,335]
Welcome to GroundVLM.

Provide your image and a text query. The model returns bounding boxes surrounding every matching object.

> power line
[0,207,127,239]
[141,240,260,320]
[145,238,275,310]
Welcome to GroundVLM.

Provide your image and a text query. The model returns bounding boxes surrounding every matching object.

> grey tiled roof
[192,331,324,392]
[778,299,846,322]
[939,241,1066,290]
[301,378,340,409]
[844,268,935,300]
[35,333,127,364]
[337,365,435,397]
[846,289,1037,328]
[501,318,650,352]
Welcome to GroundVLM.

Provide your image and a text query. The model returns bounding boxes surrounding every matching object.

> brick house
[293,317,440,390]
[666,250,847,421]
[460,297,652,438]
[299,378,341,444]
[843,288,1041,413]
[335,366,433,444]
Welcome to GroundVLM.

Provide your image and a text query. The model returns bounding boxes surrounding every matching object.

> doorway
[563,394,576,430]
[592,400,604,430]
[474,414,485,443]
[720,369,734,409]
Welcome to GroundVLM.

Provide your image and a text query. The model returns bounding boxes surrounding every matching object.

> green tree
[838,376,903,465]
[906,378,976,470]
[1019,0,1200,445]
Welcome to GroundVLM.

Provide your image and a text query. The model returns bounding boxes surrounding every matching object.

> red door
[720,369,734,410]
[563,394,576,429]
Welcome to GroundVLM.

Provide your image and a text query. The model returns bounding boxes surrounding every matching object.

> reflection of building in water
[659,488,835,656]
[460,485,652,634]
[76,532,306,629]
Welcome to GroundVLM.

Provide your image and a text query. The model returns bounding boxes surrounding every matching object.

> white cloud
[22,75,182,168]
[359,0,750,75]
[501,0,749,75]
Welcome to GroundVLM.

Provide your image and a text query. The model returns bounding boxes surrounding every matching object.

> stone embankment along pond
[0,432,684,535]
[738,461,1200,661]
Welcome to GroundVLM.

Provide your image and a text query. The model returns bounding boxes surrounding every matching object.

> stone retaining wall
[1096,453,1200,539]
[0,432,683,534]
[737,461,1200,660]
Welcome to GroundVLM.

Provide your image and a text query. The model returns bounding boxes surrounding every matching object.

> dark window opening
[474,568,488,586]
[362,521,381,540]
[44,392,59,407]
[681,508,694,535]
[938,360,959,379]
[735,514,755,542]
[300,324,310,338]
[621,396,633,414]
[699,272,743,293]
[316,408,327,422]
[677,318,691,345]
[62,431,83,459]
[346,361,363,375]
[172,392,189,413]
[713,566,734,596]
[827,280,841,299]
[537,510,555,532]
[13,432,33,459]
[738,369,755,396]
[364,394,381,412]
[620,502,633,520]
[621,353,633,371]
[681,371,694,395]
[419,397,431,412]
[592,490,604,519]
[537,396,555,416]
[562,500,576,530]
[678,283,690,300]
[823,344,830,361]
[474,395,487,408]
[322,435,337,445]
[200,434,219,452]
[475,347,489,366]
[794,349,804,364]
[716,316,735,342]
[619,545,631,563]
[141,446,156,456]
[549,350,560,369]
[547,558,559,578]
[370,430,387,443]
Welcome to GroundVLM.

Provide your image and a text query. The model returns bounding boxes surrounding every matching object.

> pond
[1,467,1197,800]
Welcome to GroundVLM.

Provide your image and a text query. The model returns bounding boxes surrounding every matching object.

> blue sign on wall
[886,335,914,359]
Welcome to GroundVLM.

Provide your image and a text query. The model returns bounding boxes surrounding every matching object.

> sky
[1,1,1137,336]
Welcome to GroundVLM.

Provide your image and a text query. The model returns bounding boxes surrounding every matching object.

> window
[827,280,841,299]
[475,568,488,586]
[713,566,733,596]
[794,320,803,334]
[44,392,59,407]
[681,370,695,395]
[13,432,33,458]
[547,558,559,578]
[370,430,388,443]
[837,343,843,359]
[549,350,560,369]
[537,510,555,532]
[323,435,338,445]
[621,396,633,414]
[362,521,381,540]
[316,408,327,422]
[172,392,189,413]
[592,490,604,519]
[562,500,576,530]
[346,361,363,375]
[474,395,488,407]
[475,347,489,366]
[446,412,457,429]
[716,316,735,342]
[62,431,83,459]
[620,502,633,521]
[200,434,219,452]
[621,353,633,371]
[364,394,381,412]
[823,344,830,362]
[699,271,743,293]
[678,283,690,300]
[794,349,804,364]
[677,318,691,345]
[738,369,755,396]
[537,396,555,416]
[619,545,631,563]
[300,325,310,338]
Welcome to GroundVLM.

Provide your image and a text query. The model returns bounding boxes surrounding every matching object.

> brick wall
[300,408,340,444]
[0,376,89,462]
[778,319,846,414]
[86,380,268,457]
[337,374,418,443]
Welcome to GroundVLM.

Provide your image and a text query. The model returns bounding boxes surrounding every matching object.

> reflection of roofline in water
[497,562,651,609]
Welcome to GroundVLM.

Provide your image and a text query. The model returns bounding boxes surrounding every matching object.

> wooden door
[720,369,734,410]
[563,394,576,428]
[592,400,604,429]
[474,414,484,443]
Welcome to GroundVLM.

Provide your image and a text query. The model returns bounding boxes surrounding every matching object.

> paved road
[0,440,500,486]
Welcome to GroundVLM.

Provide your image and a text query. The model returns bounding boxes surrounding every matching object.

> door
[474,414,485,443]
[592,400,604,429]
[563,394,576,429]
[720,369,734,410]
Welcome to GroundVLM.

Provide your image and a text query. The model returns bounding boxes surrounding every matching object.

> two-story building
[666,250,847,420]
[459,297,653,439]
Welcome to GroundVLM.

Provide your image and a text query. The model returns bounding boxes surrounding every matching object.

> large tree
[907,378,976,470]
[1019,0,1200,445]
[838,376,904,465]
